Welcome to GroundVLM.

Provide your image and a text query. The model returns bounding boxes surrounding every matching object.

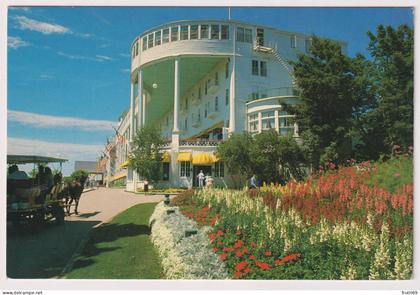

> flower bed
[174,155,413,279]
[148,202,228,279]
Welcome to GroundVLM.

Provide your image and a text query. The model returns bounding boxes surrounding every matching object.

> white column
[142,93,146,126]
[229,25,236,134]
[129,81,135,142]
[137,69,143,130]
[173,57,180,133]
[258,112,262,133]
[274,110,279,133]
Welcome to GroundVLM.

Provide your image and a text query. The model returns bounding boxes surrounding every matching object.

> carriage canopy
[7,155,68,165]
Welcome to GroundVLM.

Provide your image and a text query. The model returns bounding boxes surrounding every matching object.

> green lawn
[65,202,163,279]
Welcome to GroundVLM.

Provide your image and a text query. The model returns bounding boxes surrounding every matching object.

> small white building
[111,19,343,191]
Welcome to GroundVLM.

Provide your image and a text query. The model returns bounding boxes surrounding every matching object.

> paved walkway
[7,188,164,278]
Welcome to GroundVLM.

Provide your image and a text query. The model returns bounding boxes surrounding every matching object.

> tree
[289,36,369,168]
[217,131,305,187]
[130,125,166,183]
[250,130,305,183]
[356,25,413,159]
[70,169,89,183]
[216,132,254,188]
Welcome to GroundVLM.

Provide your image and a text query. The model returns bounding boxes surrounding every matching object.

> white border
[0,0,418,292]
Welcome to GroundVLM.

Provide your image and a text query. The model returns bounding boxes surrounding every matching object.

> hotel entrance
[192,165,212,187]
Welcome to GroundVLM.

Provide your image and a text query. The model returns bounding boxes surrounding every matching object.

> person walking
[197,170,205,188]
[249,174,258,189]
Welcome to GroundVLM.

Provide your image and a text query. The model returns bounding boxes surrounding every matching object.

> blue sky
[7,6,413,175]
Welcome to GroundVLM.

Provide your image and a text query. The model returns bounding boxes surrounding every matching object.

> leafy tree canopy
[129,125,166,182]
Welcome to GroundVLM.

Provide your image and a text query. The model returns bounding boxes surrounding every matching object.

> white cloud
[14,15,70,35]
[8,110,116,132]
[57,51,89,60]
[95,55,113,61]
[8,36,30,49]
[9,7,31,12]
[8,137,104,176]
[119,53,130,58]
[121,68,131,73]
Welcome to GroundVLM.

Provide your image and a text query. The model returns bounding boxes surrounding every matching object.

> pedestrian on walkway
[249,174,258,189]
[197,170,205,188]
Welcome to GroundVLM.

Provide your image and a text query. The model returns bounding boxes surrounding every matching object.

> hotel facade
[107,19,335,191]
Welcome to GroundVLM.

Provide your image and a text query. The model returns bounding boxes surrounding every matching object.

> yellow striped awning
[120,160,130,168]
[177,152,192,162]
[110,172,127,182]
[192,153,217,165]
[162,152,170,163]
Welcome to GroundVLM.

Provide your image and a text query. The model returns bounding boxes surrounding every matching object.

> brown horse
[62,178,86,215]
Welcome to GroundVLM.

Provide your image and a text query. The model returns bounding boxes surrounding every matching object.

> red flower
[255,261,270,270]
[234,240,244,248]
[213,247,219,253]
[202,207,209,212]
[250,242,257,247]
[235,250,243,258]
[235,261,248,271]
[264,251,272,257]
[217,241,223,245]
[394,173,401,177]
[223,247,234,252]
[243,247,249,254]
[219,253,228,261]
[249,254,256,260]
[274,259,283,266]
[234,271,241,279]
[244,268,252,274]
[216,230,224,236]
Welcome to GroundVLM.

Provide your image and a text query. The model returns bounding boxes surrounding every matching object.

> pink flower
[394,173,401,177]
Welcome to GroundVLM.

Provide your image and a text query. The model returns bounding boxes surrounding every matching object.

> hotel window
[155,30,161,46]
[181,25,189,40]
[162,163,170,180]
[225,89,229,105]
[252,60,259,76]
[171,26,179,41]
[198,87,202,100]
[256,28,264,46]
[262,118,275,130]
[162,28,170,43]
[215,96,219,111]
[135,42,139,56]
[132,47,135,59]
[184,118,188,130]
[148,33,154,48]
[221,25,229,40]
[290,35,297,48]
[211,24,220,39]
[205,81,208,94]
[260,61,267,77]
[214,161,224,177]
[225,62,229,78]
[198,109,201,122]
[190,25,198,39]
[215,72,219,85]
[204,104,208,118]
[244,28,252,43]
[200,24,209,39]
[180,161,191,177]
[185,97,188,110]
[236,27,244,42]
[142,36,147,51]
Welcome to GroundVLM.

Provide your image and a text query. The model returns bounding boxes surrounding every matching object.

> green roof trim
[7,155,68,164]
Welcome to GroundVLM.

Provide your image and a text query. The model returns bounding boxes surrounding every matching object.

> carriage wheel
[52,205,65,224]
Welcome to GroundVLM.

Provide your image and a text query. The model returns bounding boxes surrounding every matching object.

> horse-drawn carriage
[7,155,68,229]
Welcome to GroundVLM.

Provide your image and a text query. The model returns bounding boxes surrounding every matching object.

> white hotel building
[109,19,332,191]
